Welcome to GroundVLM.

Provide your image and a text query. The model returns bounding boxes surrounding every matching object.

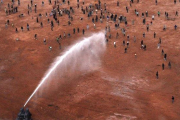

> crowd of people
[2,0,178,103]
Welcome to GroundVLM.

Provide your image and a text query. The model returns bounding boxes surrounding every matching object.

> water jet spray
[24,32,106,107]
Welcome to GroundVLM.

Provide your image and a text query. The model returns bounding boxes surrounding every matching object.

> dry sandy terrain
[0,0,180,120]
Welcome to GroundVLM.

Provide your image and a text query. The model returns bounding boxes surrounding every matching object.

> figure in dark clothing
[174,25,177,30]
[143,18,146,25]
[162,63,165,70]
[175,11,178,16]
[125,48,127,53]
[126,6,128,13]
[36,17,39,23]
[117,1,119,6]
[41,22,43,27]
[159,38,161,44]
[73,28,75,34]
[147,25,149,31]
[16,28,18,32]
[154,32,156,38]
[7,20,9,25]
[168,62,171,68]
[162,49,164,55]
[127,42,129,47]
[82,29,85,35]
[172,96,174,103]
[27,23,29,31]
[34,34,37,40]
[106,39,108,43]
[123,40,125,46]
[156,71,158,79]
[164,54,167,61]
[143,32,145,38]
[21,26,23,31]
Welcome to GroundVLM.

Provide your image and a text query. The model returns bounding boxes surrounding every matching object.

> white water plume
[24,32,106,107]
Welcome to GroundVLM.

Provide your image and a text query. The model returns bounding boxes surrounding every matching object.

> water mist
[24,32,106,107]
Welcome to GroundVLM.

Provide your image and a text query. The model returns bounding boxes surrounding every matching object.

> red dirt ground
[0,0,180,120]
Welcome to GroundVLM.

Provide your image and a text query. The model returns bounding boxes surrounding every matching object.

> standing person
[143,32,145,38]
[114,42,116,47]
[174,25,177,30]
[134,36,136,42]
[21,26,23,31]
[49,0,51,4]
[162,63,165,70]
[143,18,146,25]
[116,32,119,39]
[163,25,166,30]
[43,38,46,45]
[172,96,174,103]
[86,24,89,30]
[162,49,164,55]
[106,38,109,43]
[146,11,148,17]
[73,28,75,34]
[152,15,155,20]
[59,42,61,49]
[164,54,167,61]
[27,23,29,31]
[154,32,156,38]
[124,47,127,53]
[127,41,129,48]
[168,62,171,68]
[42,1,44,6]
[7,20,9,25]
[127,35,129,41]
[123,40,125,46]
[174,0,176,4]
[94,23,96,29]
[57,20,59,26]
[157,42,160,49]
[18,0,20,5]
[57,36,60,43]
[51,26,53,31]
[36,17,39,23]
[126,6,128,13]
[41,22,43,27]
[117,1,119,6]
[5,23,8,28]
[155,0,157,5]
[132,19,134,25]
[49,46,52,51]
[34,34,37,40]
[147,24,149,31]
[16,28,18,32]
[156,71,158,79]
[158,11,160,17]
[59,34,62,40]
[82,29,85,35]
[175,11,178,16]
[159,38,161,44]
